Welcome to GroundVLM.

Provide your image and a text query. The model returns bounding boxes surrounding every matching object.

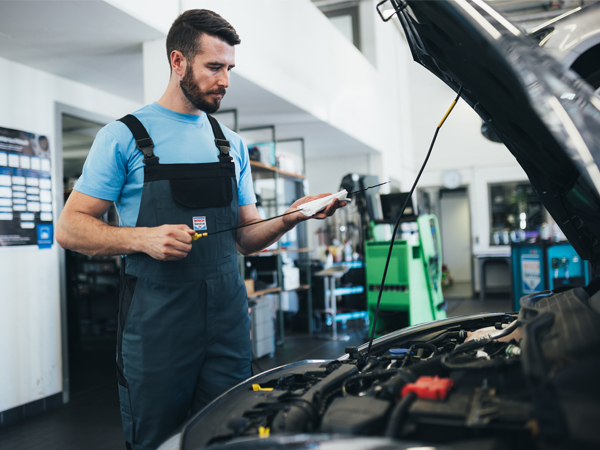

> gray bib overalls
[115,114,251,450]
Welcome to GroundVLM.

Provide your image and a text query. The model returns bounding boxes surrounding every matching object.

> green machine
[365,214,446,336]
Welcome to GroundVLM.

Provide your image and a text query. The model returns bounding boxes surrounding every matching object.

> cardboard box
[282,265,300,291]
[244,279,255,296]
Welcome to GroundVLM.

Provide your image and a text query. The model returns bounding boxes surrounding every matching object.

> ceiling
[0,0,376,160]
[0,0,164,101]
[2,0,599,161]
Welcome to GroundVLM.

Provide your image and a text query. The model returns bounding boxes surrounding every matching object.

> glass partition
[489,181,548,245]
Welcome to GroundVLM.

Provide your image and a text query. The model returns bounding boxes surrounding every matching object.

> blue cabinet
[511,242,590,310]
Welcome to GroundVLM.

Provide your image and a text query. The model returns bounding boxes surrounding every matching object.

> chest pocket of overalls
[169,176,232,209]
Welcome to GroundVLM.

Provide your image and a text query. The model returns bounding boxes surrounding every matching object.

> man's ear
[170,50,186,78]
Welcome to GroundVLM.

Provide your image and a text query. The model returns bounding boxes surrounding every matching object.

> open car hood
[385,0,600,269]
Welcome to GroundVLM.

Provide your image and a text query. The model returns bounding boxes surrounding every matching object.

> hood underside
[390,0,600,267]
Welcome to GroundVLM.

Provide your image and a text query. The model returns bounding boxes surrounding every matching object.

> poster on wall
[0,126,53,248]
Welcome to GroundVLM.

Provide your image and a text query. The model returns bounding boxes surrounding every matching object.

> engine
[188,314,540,449]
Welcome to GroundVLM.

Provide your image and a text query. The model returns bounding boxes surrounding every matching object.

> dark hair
[166,9,240,67]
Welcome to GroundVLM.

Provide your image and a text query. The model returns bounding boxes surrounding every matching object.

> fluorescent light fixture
[532,7,582,34]
[455,0,502,40]
[472,0,521,36]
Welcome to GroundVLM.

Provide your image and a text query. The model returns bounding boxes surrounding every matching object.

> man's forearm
[236,216,294,255]
[235,196,342,256]
[56,210,144,256]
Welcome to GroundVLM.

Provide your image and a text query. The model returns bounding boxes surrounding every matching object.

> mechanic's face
[179,34,235,114]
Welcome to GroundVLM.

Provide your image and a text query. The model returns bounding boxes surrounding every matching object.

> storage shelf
[246,247,309,257]
[246,249,280,257]
[244,135,311,343]
[248,287,281,299]
[283,284,310,293]
[250,160,305,179]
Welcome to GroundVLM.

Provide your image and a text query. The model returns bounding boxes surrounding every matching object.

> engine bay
[182,313,549,449]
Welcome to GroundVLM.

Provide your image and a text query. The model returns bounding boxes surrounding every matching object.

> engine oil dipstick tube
[192,181,389,241]
[366,86,463,356]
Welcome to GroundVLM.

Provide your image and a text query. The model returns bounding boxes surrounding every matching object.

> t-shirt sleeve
[73,127,128,202]
[237,139,257,206]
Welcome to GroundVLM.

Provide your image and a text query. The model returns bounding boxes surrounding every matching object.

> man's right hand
[142,224,195,261]
[57,191,196,259]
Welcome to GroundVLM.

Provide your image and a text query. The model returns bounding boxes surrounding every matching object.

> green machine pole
[365,214,445,337]
[417,214,446,321]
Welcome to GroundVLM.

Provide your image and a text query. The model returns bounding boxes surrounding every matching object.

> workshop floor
[0,295,510,450]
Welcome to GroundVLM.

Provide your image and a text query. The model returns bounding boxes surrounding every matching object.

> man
[56,9,343,450]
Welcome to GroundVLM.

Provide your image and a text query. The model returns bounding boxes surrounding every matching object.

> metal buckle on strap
[142,155,160,165]
[215,138,230,154]
[136,137,154,149]
[136,137,158,163]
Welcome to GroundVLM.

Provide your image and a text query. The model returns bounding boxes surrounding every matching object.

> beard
[179,65,226,114]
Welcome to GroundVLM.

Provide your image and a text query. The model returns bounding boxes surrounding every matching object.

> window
[489,181,548,245]
[313,0,362,50]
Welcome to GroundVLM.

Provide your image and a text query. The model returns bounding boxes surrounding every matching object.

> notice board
[0,126,53,248]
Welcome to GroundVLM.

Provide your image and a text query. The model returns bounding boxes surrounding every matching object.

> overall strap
[118,115,159,166]
[206,114,232,162]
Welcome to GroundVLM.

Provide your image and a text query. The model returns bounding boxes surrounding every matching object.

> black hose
[405,355,449,378]
[377,370,415,400]
[450,337,494,355]
[427,330,466,345]
[384,392,417,438]
[400,343,439,368]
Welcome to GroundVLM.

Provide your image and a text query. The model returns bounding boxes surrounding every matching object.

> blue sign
[37,224,53,249]
[521,253,542,293]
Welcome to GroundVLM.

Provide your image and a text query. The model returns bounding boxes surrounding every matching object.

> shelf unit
[241,129,313,344]
[212,110,313,344]
[250,160,306,179]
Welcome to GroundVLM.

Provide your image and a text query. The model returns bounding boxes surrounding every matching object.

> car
[159,1,600,449]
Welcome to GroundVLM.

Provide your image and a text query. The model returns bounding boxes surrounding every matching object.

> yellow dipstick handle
[192,232,208,241]
[258,426,270,438]
[252,384,273,391]
[438,100,458,128]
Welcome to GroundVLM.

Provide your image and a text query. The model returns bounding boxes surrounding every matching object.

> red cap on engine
[401,376,454,400]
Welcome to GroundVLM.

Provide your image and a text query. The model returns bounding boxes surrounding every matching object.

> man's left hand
[281,193,346,230]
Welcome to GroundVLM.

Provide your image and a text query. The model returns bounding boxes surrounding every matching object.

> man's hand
[281,193,346,230]
[235,194,346,256]
[57,190,198,259]
[142,224,195,261]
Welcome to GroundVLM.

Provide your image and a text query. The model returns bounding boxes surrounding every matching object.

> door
[55,103,111,403]
[439,189,472,288]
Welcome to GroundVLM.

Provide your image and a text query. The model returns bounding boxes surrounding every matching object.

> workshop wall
[124,0,416,210]
[136,0,412,170]
[0,56,140,414]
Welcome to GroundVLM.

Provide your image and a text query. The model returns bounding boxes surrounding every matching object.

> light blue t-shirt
[74,102,256,227]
